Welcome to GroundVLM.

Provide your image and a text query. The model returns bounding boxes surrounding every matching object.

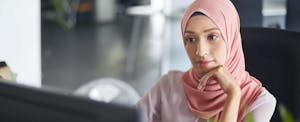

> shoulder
[158,70,184,86]
[166,70,184,80]
[137,70,185,104]
[248,87,277,122]
[250,87,276,111]
[144,70,185,97]
[141,70,184,93]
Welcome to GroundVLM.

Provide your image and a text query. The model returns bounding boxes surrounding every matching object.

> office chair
[286,0,300,32]
[231,0,262,27]
[241,27,300,122]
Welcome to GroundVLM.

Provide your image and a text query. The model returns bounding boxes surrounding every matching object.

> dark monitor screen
[0,79,140,122]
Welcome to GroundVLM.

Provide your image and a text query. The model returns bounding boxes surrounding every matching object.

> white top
[137,70,276,122]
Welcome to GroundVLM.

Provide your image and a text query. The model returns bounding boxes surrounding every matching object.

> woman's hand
[197,65,240,95]
[198,65,241,122]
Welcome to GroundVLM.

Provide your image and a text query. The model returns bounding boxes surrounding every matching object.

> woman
[137,0,276,122]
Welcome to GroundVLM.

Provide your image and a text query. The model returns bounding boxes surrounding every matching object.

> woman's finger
[197,66,221,91]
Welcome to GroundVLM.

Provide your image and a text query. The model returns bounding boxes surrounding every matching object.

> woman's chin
[194,67,212,74]
[194,65,217,74]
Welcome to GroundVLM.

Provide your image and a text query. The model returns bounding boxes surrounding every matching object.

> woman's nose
[195,41,208,57]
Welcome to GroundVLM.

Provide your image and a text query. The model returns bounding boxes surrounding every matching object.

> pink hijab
[181,0,262,121]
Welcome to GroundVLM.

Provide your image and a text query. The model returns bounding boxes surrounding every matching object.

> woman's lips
[196,60,213,67]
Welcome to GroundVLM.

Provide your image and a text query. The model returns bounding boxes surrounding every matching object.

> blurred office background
[39,0,297,94]
[1,0,300,120]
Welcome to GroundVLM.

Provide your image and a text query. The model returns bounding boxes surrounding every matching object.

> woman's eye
[186,37,196,43]
[208,34,218,41]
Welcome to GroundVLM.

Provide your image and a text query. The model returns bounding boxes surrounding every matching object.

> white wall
[164,0,194,15]
[0,0,41,87]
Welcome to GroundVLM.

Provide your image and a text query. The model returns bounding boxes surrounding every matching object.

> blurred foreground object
[0,79,140,122]
[279,104,295,122]
[74,78,140,106]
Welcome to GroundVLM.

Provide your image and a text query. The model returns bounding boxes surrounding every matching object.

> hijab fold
[181,0,262,121]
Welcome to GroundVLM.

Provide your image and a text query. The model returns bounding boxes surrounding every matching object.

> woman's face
[184,15,227,74]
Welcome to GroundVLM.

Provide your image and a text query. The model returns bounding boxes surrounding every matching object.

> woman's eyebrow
[184,30,195,34]
[203,27,219,33]
[185,28,219,34]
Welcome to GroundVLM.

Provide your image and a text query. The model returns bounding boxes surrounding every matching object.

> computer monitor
[0,79,140,122]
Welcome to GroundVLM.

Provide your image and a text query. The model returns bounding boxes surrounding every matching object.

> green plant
[50,0,79,30]
[42,0,80,30]
[279,104,295,122]
[245,112,255,122]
